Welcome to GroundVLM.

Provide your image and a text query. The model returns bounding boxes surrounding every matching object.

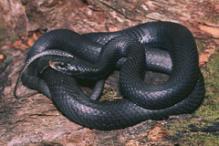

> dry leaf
[12,40,29,51]
[199,47,216,66]
[0,53,6,63]
[125,140,140,146]
[199,24,219,38]
[215,4,219,11]
[12,32,42,51]
[147,123,168,141]
[27,32,41,46]
[27,37,36,46]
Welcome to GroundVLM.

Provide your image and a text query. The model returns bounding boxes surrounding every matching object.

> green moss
[197,51,219,120]
[181,134,219,146]
[196,40,206,52]
[0,24,6,42]
[101,86,121,101]
[167,51,219,145]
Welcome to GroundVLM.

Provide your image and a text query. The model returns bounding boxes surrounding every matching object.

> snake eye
[57,62,66,68]
[49,61,68,70]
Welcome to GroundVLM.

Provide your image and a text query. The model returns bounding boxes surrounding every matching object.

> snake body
[20,21,205,130]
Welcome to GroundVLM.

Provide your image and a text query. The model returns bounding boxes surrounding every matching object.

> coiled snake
[17,21,205,130]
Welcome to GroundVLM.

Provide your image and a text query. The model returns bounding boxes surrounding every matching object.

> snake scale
[18,21,205,130]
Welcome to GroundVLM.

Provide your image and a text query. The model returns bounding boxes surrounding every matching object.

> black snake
[17,21,205,130]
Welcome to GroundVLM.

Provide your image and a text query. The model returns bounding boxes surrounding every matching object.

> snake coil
[18,21,205,130]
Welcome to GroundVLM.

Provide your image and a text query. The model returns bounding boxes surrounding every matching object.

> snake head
[49,60,81,76]
[49,59,98,80]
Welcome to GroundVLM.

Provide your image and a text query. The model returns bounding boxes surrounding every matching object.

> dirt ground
[0,0,219,146]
